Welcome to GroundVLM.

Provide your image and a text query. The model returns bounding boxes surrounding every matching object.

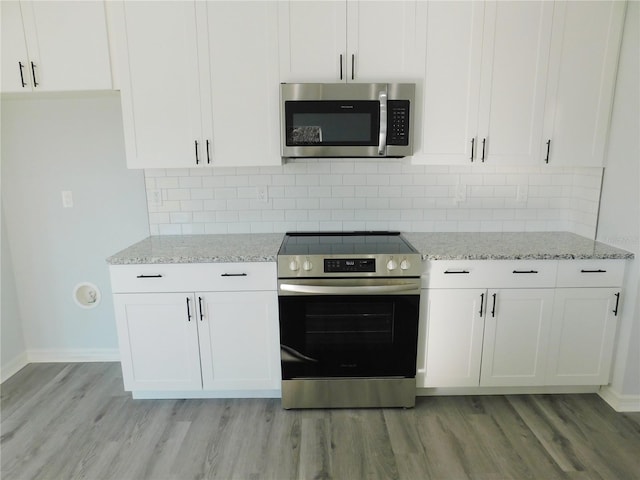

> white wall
[1,204,27,381]
[597,1,640,407]
[1,92,149,365]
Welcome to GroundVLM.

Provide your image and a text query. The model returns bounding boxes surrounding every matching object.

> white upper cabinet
[417,1,553,165]
[113,2,203,169]
[542,1,626,166]
[278,1,346,82]
[278,1,426,83]
[112,1,281,169]
[201,1,280,167]
[1,0,112,93]
[477,1,554,165]
[418,1,484,164]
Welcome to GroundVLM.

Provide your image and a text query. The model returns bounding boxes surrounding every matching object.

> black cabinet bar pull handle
[512,270,539,274]
[613,292,620,316]
[481,138,486,162]
[545,139,551,164]
[444,270,470,274]
[206,139,211,164]
[186,297,192,322]
[198,296,204,321]
[221,273,248,277]
[351,54,355,80]
[136,274,163,278]
[194,140,200,164]
[30,61,38,87]
[470,138,475,161]
[491,293,497,317]
[479,293,484,317]
[18,62,27,87]
[581,269,607,273]
[339,54,343,80]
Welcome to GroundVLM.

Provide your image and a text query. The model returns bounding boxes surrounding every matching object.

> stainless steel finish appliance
[280,83,415,158]
[277,231,422,409]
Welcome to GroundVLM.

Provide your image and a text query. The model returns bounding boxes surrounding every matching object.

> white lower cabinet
[417,259,625,390]
[114,293,203,391]
[480,288,555,387]
[110,263,280,395]
[417,288,485,387]
[546,288,620,385]
[198,291,279,391]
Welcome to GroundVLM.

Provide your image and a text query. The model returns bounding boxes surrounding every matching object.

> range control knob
[289,259,299,272]
[302,259,313,271]
[400,259,411,270]
[386,258,398,271]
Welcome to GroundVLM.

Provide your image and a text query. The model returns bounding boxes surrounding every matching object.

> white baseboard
[0,352,29,383]
[25,348,120,363]
[599,386,640,412]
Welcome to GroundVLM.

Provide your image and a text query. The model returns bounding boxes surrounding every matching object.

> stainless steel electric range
[277,231,422,409]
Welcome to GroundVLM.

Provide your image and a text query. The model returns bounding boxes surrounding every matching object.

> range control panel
[325,258,376,273]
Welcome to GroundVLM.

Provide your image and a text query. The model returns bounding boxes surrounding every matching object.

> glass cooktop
[279,231,417,256]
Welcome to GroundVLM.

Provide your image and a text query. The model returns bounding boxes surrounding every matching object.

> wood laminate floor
[1,363,639,480]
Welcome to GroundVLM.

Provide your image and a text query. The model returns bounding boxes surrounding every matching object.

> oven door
[278,278,420,380]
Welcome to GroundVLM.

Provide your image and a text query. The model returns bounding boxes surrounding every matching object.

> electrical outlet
[516,185,528,203]
[148,189,162,207]
[61,190,73,208]
[455,182,467,203]
[257,185,268,203]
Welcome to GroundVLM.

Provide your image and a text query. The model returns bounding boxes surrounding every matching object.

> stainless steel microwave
[280,83,415,158]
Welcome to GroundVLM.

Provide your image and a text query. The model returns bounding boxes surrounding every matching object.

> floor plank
[2,363,640,480]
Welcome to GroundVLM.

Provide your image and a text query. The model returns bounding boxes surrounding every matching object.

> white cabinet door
[113,1,204,168]
[1,0,111,93]
[417,289,486,388]
[203,1,280,167]
[417,1,484,164]
[546,288,620,385]
[481,288,554,386]
[346,1,426,83]
[114,293,203,391]
[542,1,626,166]
[477,1,554,165]
[278,1,347,82]
[1,1,31,92]
[197,291,280,391]
[278,1,425,83]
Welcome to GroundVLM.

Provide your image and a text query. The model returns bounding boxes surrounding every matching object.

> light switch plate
[61,190,73,208]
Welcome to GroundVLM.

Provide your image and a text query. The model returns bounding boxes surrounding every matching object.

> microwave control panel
[387,100,410,146]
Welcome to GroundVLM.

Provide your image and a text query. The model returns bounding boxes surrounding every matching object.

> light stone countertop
[106,233,285,264]
[107,231,634,265]
[403,231,634,260]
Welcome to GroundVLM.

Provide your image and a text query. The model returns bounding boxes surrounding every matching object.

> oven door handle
[279,283,418,295]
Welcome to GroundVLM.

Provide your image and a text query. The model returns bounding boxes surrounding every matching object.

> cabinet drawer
[109,263,277,293]
[422,260,494,288]
[556,260,625,287]
[423,260,557,288]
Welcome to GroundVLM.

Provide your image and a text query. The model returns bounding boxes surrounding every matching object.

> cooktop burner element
[277,231,422,278]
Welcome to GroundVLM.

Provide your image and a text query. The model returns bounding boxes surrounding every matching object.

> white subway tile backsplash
[144,163,603,238]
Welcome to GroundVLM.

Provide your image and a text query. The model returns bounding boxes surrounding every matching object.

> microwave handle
[378,90,387,156]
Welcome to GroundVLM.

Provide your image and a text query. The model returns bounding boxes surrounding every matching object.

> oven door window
[279,295,419,379]
[285,100,379,146]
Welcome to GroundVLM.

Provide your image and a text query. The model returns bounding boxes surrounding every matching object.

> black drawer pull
[136,274,163,278]
[512,270,538,274]
[479,293,484,317]
[221,273,248,277]
[613,292,620,316]
[444,270,470,274]
[581,269,607,273]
